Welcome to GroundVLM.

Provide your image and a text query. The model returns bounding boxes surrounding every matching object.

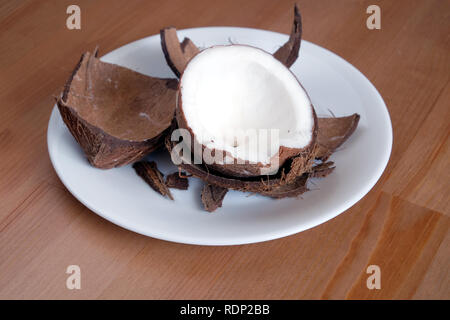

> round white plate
[47,27,392,245]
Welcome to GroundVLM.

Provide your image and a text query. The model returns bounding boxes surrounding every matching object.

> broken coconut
[159,6,360,212]
[177,44,318,177]
[57,50,177,169]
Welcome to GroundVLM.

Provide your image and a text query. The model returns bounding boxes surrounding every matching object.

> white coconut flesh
[179,45,314,165]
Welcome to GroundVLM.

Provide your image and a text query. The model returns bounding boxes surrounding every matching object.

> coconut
[159,5,360,210]
[57,49,177,168]
[177,44,318,177]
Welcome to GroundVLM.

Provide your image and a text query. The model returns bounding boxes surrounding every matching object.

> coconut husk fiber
[57,50,178,169]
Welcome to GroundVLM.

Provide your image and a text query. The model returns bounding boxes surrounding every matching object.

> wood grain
[0,0,448,299]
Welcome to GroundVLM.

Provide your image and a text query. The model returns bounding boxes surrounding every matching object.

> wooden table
[0,0,448,300]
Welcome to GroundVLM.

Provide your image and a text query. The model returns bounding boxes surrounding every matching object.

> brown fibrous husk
[259,173,309,199]
[57,50,177,169]
[133,161,173,200]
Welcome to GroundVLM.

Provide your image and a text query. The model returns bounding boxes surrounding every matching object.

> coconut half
[177,45,317,177]
[57,50,177,169]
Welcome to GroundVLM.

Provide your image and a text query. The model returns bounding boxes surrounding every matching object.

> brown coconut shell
[273,4,302,68]
[201,184,228,212]
[57,50,178,169]
[160,27,200,78]
[316,114,360,161]
[133,161,173,200]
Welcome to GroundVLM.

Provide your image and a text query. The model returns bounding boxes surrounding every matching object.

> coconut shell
[309,161,335,178]
[133,161,173,200]
[160,4,302,77]
[316,114,360,161]
[160,27,200,78]
[57,51,177,169]
[201,184,228,212]
[165,171,189,190]
[273,4,302,68]
[259,173,308,199]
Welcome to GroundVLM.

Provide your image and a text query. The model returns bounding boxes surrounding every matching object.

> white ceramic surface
[47,27,392,245]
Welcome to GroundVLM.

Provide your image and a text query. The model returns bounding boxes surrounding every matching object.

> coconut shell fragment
[133,161,173,200]
[165,171,189,190]
[273,4,302,68]
[316,114,360,160]
[309,161,335,178]
[160,27,200,77]
[201,184,228,212]
[57,50,177,168]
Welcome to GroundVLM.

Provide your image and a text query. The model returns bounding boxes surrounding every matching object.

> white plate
[47,27,392,245]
